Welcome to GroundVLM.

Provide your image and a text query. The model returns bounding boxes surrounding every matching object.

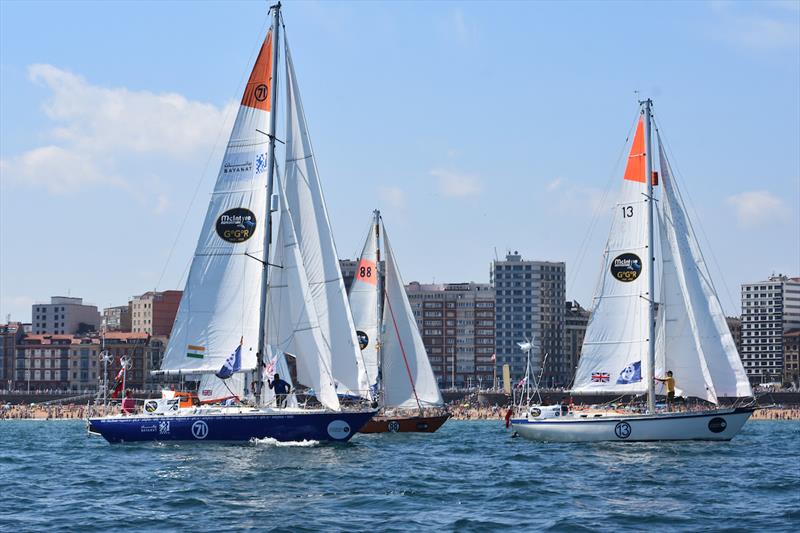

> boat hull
[359,413,451,433]
[511,407,754,442]
[88,409,377,444]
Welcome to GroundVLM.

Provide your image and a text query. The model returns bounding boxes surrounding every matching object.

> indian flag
[187,345,205,359]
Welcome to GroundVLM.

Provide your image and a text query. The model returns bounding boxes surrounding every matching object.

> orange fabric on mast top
[623,116,646,183]
[241,30,273,111]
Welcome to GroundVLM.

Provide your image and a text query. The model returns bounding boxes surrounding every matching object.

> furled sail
[381,228,444,409]
[264,183,340,411]
[161,31,274,374]
[573,117,652,394]
[656,138,752,400]
[348,216,381,390]
[282,40,369,398]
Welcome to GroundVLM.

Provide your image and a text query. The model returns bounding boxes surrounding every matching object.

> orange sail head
[623,116,646,183]
[241,30,273,111]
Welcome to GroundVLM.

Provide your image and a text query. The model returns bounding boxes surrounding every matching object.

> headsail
[381,227,444,409]
[657,137,752,400]
[573,117,652,395]
[282,39,369,398]
[160,30,274,375]
[348,214,381,390]
[265,182,341,411]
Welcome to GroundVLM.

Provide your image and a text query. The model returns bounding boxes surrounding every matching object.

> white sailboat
[349,211,450,433]
[88,3,376,443]
[512,100,754,442]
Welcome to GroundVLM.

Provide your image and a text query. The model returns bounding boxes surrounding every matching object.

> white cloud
[379,186,407,210]
[710,2,800,50]
[1,64,237,211]
[431,168,482,197]
[546,176,564,192]
[726,190,790,227]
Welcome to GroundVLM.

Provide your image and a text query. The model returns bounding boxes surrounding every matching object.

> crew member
[268,373,291,408]
[655,371,676,411]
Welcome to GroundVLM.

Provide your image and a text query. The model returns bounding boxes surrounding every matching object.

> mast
[375,209,383,406]
[642,98,656,413]
[255,2,281,405]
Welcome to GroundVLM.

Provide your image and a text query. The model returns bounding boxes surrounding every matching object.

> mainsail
[160,31,274,378]
[348,215,381,389]
[381,228,444,409]
[572,117,652,395]
[282,40,369,398]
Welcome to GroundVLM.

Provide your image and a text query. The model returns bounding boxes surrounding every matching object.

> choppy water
[0,419,798,532]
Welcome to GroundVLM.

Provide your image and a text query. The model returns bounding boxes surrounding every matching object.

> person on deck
[121,390,135,415]
[268,373,291,408]
[655,371,676,411]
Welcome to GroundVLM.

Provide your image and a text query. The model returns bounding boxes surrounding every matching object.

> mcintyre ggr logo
[610,253,642,282]
[216,208,257,243]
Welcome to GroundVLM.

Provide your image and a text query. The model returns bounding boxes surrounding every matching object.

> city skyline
[1,1,798,322]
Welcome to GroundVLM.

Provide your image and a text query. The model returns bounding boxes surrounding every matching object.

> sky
[1,0,798,323]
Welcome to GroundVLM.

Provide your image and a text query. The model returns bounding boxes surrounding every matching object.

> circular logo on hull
[387,421,400,433]
[327,420,351,440]
[614,421,632,439]
[191,420,209,439]
[610,253,643,283]
[216,208,257,243]
[708,417,727,433]
[356,330,369,351]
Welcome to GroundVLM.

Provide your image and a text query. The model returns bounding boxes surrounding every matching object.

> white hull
[511,407,753,442]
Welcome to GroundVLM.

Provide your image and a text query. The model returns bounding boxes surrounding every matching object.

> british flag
[592,372,610,383]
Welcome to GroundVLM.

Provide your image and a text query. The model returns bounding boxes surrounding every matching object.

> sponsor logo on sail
[255,152,268,175]
[614,421,632,439]
[610,253,642,283]
[356,330,369,350]
[216,208,257,243]
[222,158,252,176]
[327,420,351,439]
[617,361,642,384]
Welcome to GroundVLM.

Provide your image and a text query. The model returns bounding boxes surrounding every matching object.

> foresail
[282,40,369,398]
[573,117,651,395]
[161,31,274,374]
[348,218,381,390]
[265,184,340,411]
[658,139,752,399]
[381,228,444,409]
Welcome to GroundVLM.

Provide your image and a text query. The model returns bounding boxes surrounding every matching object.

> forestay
[160,31,274,376]
[282,40,369,398]
[381,228,444,409]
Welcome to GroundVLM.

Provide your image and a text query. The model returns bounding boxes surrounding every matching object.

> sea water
[0,419,797,532]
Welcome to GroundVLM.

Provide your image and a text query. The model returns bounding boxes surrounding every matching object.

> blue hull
[88,410,377,444]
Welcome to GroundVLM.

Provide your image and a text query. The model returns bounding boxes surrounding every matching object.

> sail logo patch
[254,83,268,102]
[255,152,268,174]
[216,208,257,243]
[610,253,642,282]
[327,420,351,440]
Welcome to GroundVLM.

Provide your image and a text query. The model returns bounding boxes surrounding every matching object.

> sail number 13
[621,206,634,219]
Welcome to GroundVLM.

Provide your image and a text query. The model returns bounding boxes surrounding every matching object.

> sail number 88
[359,266,373,278]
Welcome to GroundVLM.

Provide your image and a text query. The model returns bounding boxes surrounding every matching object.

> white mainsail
[282,40,369,398]
[161,31,275,377]
[657,138,752,400]
[381,228,444,409]
[572,117,651,395]
[264,183,340,411]
[348,216,381,389]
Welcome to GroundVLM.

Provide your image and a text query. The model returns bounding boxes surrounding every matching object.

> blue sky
[1,0,798,322]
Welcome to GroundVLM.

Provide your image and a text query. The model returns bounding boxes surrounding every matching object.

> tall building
[339,259,358,293]
[564,300,590,382]
[740,275,800,384]
[130,290,182,336]
[103,305,132,332]
[492,252,566,386]
[0,323,25,389]
[405,282,495,389]
[783,329,799,387]
[15,334,74,390]
[31,297,101,335]
[726,316,743,355]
